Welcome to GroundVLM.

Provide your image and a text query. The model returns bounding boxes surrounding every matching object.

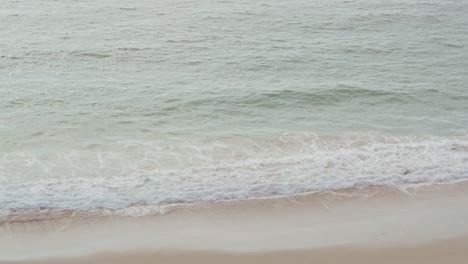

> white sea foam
[1,134,467,218]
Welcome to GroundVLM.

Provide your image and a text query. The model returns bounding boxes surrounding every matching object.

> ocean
[1,0,467,219]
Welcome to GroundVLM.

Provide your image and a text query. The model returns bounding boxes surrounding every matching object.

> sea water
[1,0,467,216]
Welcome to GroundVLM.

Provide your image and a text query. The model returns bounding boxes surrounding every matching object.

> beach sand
[2,182,468,263]
[7,238,468,264]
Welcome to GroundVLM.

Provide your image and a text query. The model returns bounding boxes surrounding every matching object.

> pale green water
[0,0,467,215]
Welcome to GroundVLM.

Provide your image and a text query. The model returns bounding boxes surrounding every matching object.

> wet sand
[2,182,468,263]
[6,237,468,264]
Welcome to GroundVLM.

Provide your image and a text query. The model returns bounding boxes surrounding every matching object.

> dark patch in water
[80,53,111,59]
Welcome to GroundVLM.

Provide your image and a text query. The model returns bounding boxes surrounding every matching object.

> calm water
[1,0,467,216]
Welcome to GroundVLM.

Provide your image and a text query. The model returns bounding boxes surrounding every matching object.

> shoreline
[2,181,468,262]
[3,179,468,224]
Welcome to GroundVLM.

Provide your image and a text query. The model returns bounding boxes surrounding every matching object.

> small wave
[176,88,415,112]
[1,133,467,220]
[79,52,112,59]
[117,7,138,11]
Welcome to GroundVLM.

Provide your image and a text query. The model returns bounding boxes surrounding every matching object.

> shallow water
[1,0,467,216]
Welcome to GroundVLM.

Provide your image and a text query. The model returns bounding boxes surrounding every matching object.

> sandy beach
[4,237,468,264]
[2,181,468,263]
